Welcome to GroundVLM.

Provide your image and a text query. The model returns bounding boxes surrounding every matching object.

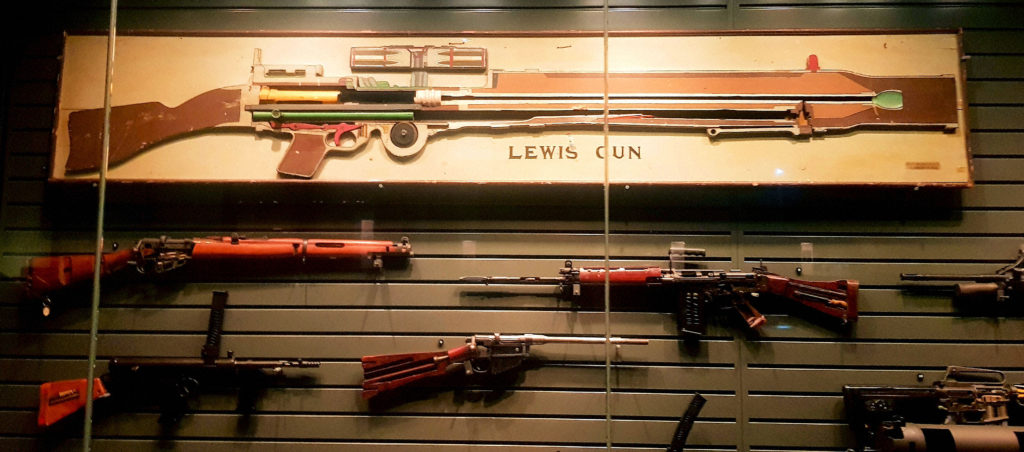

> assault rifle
[900,245,1023,305]
[361,333,648,399]
[24,234,412,316]
[63,46,959,178]
[38,291,320,426]
[461,254,858,339]
[843,366,1024,451]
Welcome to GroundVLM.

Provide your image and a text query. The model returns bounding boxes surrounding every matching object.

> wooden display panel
[51,31,970,185]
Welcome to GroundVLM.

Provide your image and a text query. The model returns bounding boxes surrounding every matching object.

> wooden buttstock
[26,250,134,300]
[38,378,109,427]
[762,273,859,323]
[361,344,472,399]
[65,88,243,172]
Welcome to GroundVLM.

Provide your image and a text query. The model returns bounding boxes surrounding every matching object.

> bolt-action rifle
[38,291,320,426]
[461,254,858,339]
[24,234,412,316]
[900,245,1023,305]
[63,46,959,178]
[361,333,648,399]
[843,366,1024,452]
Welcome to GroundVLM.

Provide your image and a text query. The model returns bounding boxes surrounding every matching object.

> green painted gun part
[872,90,904,110]
[252,111,415,122]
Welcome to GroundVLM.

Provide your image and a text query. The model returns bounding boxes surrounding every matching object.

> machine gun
[843,366,1024,451]
[24,234,411,316]
[62,46,959,178]
[361,333,648,399]
[461,249,857,339]
[38,291,320,426]
[900,245,1023,305]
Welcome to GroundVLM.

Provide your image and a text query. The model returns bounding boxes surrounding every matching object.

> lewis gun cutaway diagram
[62,44,959,179]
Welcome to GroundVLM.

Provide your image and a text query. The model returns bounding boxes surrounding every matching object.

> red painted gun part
[361,344,473,399]
[273,122,363,146]
[38,378,109,427]
[577,267,664,284]
[189,237,410,260]
[761,274,859,323]
[65,88,243,171]
[25,250,134,299]
[806,54,820,72]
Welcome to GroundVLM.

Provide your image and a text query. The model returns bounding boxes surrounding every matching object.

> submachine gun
[843,366,1024,452]
[38,291,320,426]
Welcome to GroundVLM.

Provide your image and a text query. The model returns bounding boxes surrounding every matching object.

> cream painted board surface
[53,33,969,184]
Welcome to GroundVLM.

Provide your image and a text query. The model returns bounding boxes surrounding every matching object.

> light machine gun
[63,46,959,178]
[901,245,1023,306]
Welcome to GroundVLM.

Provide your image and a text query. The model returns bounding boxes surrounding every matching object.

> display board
[51,31,971,185]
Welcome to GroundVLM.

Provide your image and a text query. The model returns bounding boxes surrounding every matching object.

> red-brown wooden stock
[760,273,859,323]
[25,250,134,312]
[361,344,474,399]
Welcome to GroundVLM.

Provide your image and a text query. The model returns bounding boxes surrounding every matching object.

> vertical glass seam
[82,1,117,450]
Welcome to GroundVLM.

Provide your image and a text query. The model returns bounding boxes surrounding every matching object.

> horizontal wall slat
[968,81,1024,104]
[0,411,741,445]
[973,157,1024,181]
[743,342,1024,367]
[0,438,684,452]
[967,55,1024,79]
[1,384,735,418]
[742,367,1024,393]
[0,334,723,364]
[0,359,738,392]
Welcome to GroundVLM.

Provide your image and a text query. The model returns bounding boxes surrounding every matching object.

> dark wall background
[1,1,1023,451]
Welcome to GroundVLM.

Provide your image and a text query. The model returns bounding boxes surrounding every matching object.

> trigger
[331,124,363,146]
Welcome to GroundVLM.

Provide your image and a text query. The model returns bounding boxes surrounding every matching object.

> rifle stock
[759,273,859,324]
[25,250,134,315]
[361,344,474,399]
[37,378,109,427]
[65,88,244,171]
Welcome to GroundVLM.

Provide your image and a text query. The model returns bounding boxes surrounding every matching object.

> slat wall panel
[1,1,1022,451]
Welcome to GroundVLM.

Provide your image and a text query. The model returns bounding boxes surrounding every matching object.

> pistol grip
[276,132,331,178]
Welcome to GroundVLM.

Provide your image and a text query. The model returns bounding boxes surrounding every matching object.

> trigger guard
[380,123,429,159]
[329,127,370,152]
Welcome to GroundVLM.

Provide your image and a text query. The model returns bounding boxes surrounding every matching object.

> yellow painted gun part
[259,86,342,103]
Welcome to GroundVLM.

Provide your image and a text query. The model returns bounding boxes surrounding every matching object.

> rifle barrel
[473,333,648,346]
[900,273,1008,282]
[461,276,564,284]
